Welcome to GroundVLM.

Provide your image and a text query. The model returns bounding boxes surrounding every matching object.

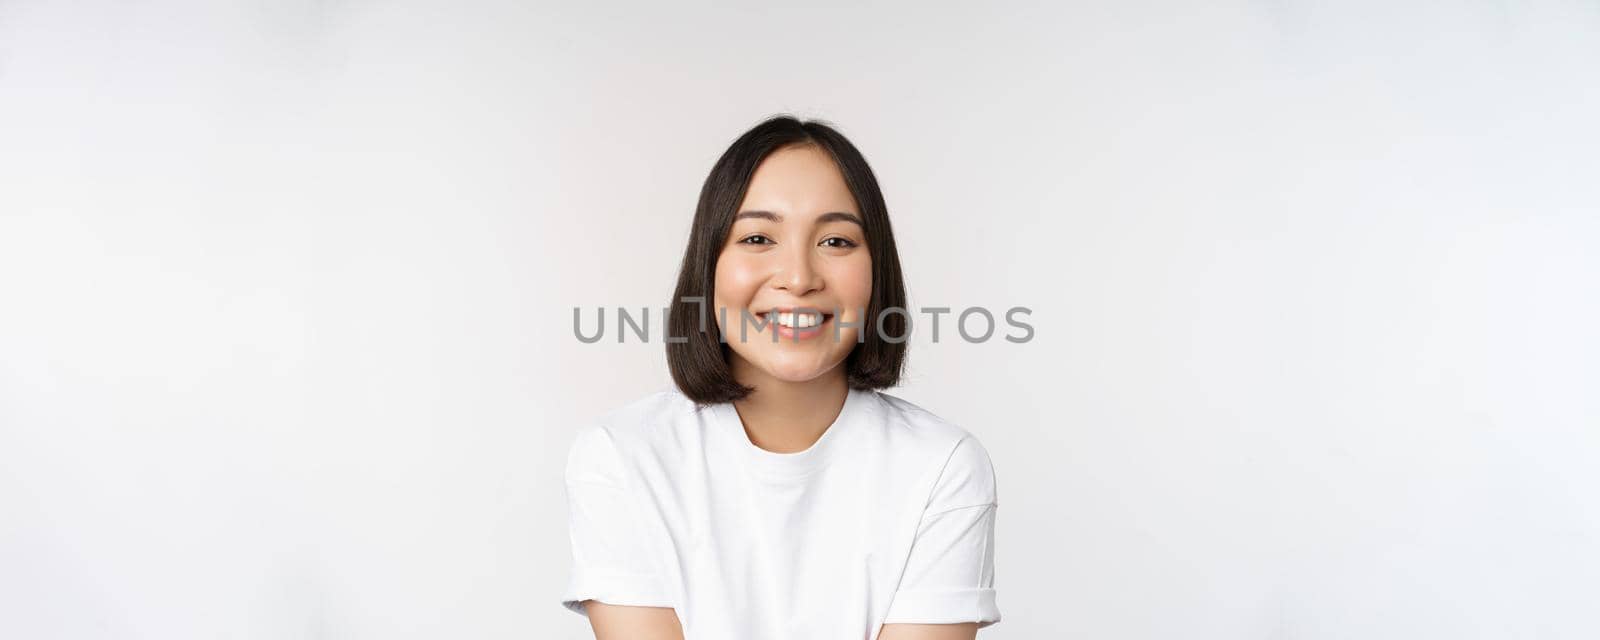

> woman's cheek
[713,254,762,321]
[721,256,763,288]
[840,257,874,315]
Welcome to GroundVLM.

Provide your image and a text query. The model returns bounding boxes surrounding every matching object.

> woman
[560,115,1001,640]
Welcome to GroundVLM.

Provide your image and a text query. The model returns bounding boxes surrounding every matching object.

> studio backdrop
[1,1,1597,638]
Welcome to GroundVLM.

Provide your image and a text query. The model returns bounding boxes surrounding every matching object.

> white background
[2,1,1597,638]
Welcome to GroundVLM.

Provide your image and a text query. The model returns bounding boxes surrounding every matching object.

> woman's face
[713,144,873,386]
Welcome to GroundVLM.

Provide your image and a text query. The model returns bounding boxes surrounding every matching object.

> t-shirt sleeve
[559,424,675,617]
[882,434,1001,628]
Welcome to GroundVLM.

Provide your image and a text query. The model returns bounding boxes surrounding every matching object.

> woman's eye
[739,234,773,245]
[820,237,858,248]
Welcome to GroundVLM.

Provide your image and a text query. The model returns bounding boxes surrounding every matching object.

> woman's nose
[773,245,822,295]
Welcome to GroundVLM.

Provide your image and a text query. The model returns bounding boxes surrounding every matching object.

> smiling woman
[559,115,1001,640]
[667,116,910,405]
[712,144,876,397]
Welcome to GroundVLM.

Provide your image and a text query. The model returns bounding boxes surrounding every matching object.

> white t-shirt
[559,385,1001,639]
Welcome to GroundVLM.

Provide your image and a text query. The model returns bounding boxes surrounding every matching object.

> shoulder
[564,388,702,482]
[873,390,973,441]
[596,387,701,436]
[872,390,995,466]
[871,390,999,509]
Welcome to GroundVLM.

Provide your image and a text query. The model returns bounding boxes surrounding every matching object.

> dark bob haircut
[666,115,908,405]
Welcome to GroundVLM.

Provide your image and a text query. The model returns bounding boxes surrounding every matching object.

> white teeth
[764,311,825,328]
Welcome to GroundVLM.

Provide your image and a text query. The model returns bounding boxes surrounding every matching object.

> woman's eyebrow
[817,211,864,227]
[734,210,864,227]
[733,210,782,223]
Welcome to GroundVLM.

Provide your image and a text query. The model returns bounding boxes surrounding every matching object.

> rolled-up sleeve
[559,425,674,617]
[883,435,1001,628]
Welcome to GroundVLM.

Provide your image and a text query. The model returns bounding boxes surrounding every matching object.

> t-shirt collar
[712,386,870,480]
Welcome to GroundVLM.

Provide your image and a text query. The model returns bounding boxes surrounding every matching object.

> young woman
[560,115,1001,640]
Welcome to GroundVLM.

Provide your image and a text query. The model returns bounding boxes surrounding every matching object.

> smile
[760,309,834,340]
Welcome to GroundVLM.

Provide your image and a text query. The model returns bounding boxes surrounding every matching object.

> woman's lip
[761,307,835,316]
[770,313,832,341]
[759,309,833,323]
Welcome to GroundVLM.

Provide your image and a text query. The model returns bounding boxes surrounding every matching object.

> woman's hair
[666,114,908,405]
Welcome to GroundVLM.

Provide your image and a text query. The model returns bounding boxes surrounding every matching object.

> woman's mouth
[760,309,834,341]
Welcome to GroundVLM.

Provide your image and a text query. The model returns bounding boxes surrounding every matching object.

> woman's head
[667,115,908,405]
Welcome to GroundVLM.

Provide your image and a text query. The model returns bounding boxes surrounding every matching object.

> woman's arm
[878,622,980,640]
[582,601,685,640]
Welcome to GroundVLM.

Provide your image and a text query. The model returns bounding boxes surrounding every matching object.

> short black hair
[666,114,909,405]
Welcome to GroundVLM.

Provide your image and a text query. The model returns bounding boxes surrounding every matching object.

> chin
[756,356,843,384]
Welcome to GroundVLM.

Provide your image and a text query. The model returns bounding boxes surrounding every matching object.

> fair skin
[584,144,977,640]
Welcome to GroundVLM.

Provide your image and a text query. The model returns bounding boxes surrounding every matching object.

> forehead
[738,144,859,216]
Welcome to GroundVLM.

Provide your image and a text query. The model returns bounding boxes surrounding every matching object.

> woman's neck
[727,362,850,454]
